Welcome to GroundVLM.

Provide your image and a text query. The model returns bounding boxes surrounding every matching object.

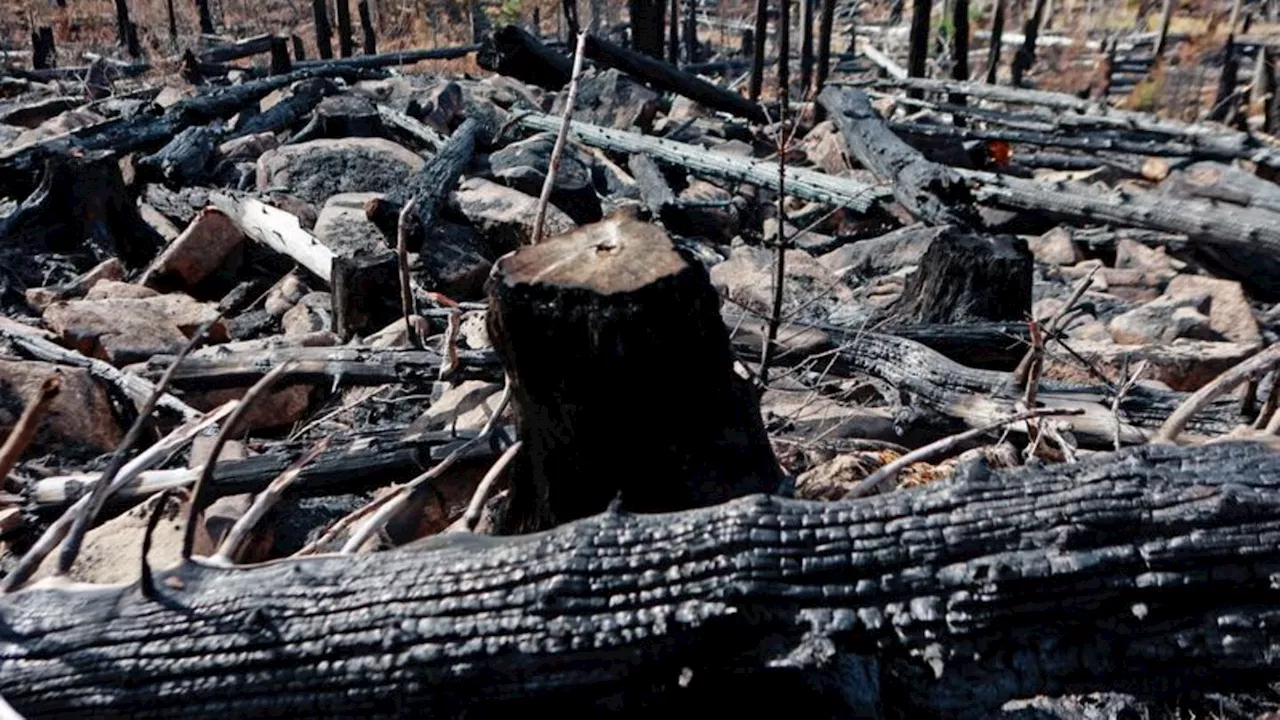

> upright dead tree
[196,0,215,33]
[749,0,768,100]
[115,0,140,58]
[313,0,333,59]
[335,0,355,57]
[683,0,697,62]
[907,0,932,97]
[486,213,783,534]
[1010,0,1048,86]
[628,0,666,58]
[951,0,970,109]
[30,27,55,70]
[1211,3,1243,125]
[815,0,836,91]
[668,0,679,63]
[800,0,815,96]
[985,0,1005,83]
[358,0,376,54]
[1155,0,1175,56]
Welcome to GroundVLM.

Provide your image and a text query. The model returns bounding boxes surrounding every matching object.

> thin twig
[758,106,791,389]
[1020,318,1045,457]
[1112,359,1148,451]
[1155,343,1280,445]
[842,407,1086,500]
[341,380,511,553]
[138,488,182,601]
[209,437,330,565]
[1012,266,1098,387]
[396,197,421,349]
[181,362,295,560]
[531,30,588,245]
[451,440,523,533]
[0,374,61,484]
[439,308,462,380]
[57,317,222,577]
[1,404,232,594]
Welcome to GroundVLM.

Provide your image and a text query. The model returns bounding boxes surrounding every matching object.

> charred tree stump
[748,0,767,100]
[628,0,666,59]
[486,213,784,533]
[269,36,292,74]
[888,228,1033,324]
[292,34,307,61]
[358,0,377,54]
[288,94,382,142]
[0,152,162,272]
[196,0,215,33]
[335,0,355,57]
[818,86,979,227]
[313,0,334,59]
[906,0,931,97]
[30,27,55,70]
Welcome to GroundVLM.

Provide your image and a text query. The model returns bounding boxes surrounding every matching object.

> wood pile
[4,6,1280,719]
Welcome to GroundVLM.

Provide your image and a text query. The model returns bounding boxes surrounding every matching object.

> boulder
[1166,274,1261,344]
[1026,227,1082,266]
[141,208,247,291]
[555,68,660,130]
[281,291,333,336]
[712,244,856,325]
[43,294,226,366]
[0,359,121,453]
[417,221,494,300]
[452,177,575,251]
[1108,293,1221,345]
[256,137,426,205]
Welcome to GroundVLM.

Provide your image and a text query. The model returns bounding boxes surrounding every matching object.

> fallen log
[292,45,480,71]
[515,112,892,211]
[3,442,1280,716]
[818,86,979,227]
[196,33,277,63]
[386,117,487,250]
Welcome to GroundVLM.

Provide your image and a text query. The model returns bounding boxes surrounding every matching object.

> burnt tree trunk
[166,0,178,45]
[683,0,697,62]
[292,34,307,61]
[335,0,355,57]
[668,0,679,63]
[114,0,139,57]
[985,0,1005,83]
[1211,33,1241,124]
[3,443,1280,717]
[628,0,666,59]
[486,213,784,533]
[196,0,215,33]
[1010,0,1048,86]
[358,0,377,54]
[951,0,970,108]
[817,86,979,227]
[800,0,814,95]
[269,36,292,74]
[749,0,768,100]
[888,228,1033,324]
[815,0,836,90]
[477,24,572,89]
[314,0,334,59]
[907,0,932,98]
[30,27,55,70]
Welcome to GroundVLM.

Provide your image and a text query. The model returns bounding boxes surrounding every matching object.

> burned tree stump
[889,228,1033,324]
[486,213,783,533]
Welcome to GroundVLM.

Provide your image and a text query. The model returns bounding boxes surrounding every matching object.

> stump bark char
[486,213,783,533]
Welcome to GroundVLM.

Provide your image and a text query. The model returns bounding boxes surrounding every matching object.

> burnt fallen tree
[3,442,1280,717]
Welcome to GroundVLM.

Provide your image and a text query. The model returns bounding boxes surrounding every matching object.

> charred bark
[818,85,979,227]
[477,24,573,89]
[358,0,377,54]
[137,122,223,186]
[888,229,1033,324]
[486,214,783,533]
[314,0,334,60]
[628,0,665,59]
[3,443,1280,717]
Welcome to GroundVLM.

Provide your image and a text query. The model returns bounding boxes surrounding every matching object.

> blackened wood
[515,110,891,210]
[1268,50,1280,135]
[778,0,790,105]
[384,117,485,253]
[478,24,572,89]
[358,0,376,54]
[114,0,134,54]
[951,0,970,108]
[628,0,665,58]
[138,345,498,390]
[166,0,178,45]
[293,44,476,70]
[269,36,292,74]
[487,214,783,533]
[906,0,932,97]
[0,151,162,268]
[818,86,979,227]
[1211,34,1241,124]
[288,93,382,142]
[1155,0,1175,56]
[30,27,55,70]
[137,122,223,186]
[313,0,333,59]
[227,77,331,139]
[199,34,275,64]
[984,0,1005,83]
[291,34,306,61]
[667,0,679,64]
[585,33,768,122]
[683,0,697,62]
[563,0,579,38]
[815,0,836,90]
[889,228,1032,324]
[4,443,1280,717]
[331,252,401,339]
[335,0,355,57]
[800,0,814,94]
[196,0,215,33]
[749,0,767,100]
[1010,0,1047,86]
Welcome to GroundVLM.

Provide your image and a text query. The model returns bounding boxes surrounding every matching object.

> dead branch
[532,31,588,245]
[0,374,60,483]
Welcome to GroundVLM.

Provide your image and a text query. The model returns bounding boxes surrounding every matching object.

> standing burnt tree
[629,0,666,58]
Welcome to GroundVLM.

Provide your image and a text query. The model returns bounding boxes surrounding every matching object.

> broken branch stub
[486,212,784,533]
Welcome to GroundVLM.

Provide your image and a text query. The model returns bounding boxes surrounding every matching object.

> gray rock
[256,137,426,205]
[1108,292,1222,345]
[452,177,575,251]
[554,68,660,130]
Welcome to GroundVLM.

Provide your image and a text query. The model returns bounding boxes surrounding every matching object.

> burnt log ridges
[818,85,980,228]
[4,442,1280,717]
[486,213,784,533]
